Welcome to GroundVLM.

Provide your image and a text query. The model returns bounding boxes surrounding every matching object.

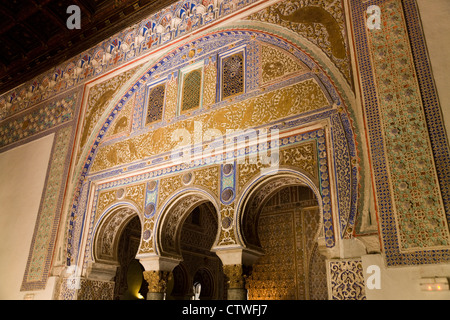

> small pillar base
[147,292,165,300]
[227,288,247,300]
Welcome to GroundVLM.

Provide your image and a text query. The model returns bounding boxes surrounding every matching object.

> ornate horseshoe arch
[66,24,364,276]
[151,188,221,260]
[92,203,142,266]
[234,168,325,252]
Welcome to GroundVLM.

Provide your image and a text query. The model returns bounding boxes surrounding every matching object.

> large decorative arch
[66,22,364,271]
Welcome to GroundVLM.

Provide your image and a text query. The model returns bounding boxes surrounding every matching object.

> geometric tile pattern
[366,0,449,251]
[246,0,353,88]
[0,93,77,150]
[350,0,450,265]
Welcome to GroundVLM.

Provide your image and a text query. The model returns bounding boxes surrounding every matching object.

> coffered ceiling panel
[0,0,178,94]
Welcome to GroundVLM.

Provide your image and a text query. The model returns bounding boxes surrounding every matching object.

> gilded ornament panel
[103,93,135,140]
[158,165,219,207]
[238,141,318,193]
[138,217,155,254]
[80,66,141,150]
[95,183,145,224]
[218,203,237,246]
[246,0,352,86]
[91,78,329,172]
[164,75,179,122]
[203,59,217,107]
[260,43,308,84]
[246,195,326,300]
[77,279,115,300]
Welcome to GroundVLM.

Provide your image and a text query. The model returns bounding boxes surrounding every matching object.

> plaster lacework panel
[238,141,318,193]
[139,216,155,254]
[146,83,165,124]
[164,75,178,122]
[327,259,366,300]
[158,165,220,206]
[366,0,449,251]
[222,52,244,99]
[247,187,326,300]
[260,44,308,85]
[76,279,115,300]
[98,208,136,259]
[103,93,135,140]
[203,59,217,107]
[79,65,141,151]
[91,78,329,172]
[247,0,352,86]
[218,203,237,246]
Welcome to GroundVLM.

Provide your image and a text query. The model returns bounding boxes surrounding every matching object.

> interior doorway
[166,203,225,300]
[113,215,148,300]
[246,185,328,300]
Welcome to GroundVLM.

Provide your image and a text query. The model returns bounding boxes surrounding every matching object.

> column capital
[143,270,172,294]
[213,246,263,266]
[138,254,181,272]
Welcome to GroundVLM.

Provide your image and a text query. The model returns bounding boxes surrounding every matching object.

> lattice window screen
[146,83,165,124]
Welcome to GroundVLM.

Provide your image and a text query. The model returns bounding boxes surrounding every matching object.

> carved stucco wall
[1,0,447,300]
[246,186,328,300]
[60,0,365,301]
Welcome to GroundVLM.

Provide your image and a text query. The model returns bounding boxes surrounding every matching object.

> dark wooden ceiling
[0,0,178,94]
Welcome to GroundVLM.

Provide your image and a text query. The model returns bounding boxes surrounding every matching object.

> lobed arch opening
[92,204,143,266]
[236,169,325,252]
[153,188,222,260]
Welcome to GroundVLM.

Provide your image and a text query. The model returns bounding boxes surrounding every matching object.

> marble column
[139,255,181,300]
[214,247,262,300]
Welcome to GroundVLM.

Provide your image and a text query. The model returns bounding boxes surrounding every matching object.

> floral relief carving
[90,78,329,172]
